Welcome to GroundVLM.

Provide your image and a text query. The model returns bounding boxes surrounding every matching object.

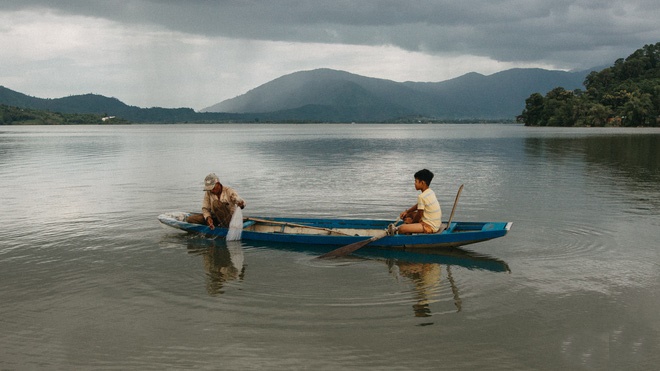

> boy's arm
[412,209,424,223]
[400,204,418,219]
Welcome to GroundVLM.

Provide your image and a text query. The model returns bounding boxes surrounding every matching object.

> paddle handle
[246,217,351,236]
[318,216,399,259]
[446,184,464,227]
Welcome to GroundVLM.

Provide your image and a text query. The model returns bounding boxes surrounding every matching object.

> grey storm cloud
[3,0,659,69]
[2,0,659,108]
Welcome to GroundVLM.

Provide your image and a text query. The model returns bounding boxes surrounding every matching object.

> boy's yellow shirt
[417,188,442,232]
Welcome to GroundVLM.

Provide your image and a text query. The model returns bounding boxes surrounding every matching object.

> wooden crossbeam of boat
[246,217,353,236]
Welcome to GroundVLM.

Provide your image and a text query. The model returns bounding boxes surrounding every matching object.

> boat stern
[158,211,190,223]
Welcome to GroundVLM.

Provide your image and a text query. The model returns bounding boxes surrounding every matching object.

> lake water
[1,124,659,370]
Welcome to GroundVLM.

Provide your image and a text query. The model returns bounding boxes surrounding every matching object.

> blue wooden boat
[158,212,512,249]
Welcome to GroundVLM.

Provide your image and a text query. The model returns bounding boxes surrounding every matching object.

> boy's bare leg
[397,223,425,234]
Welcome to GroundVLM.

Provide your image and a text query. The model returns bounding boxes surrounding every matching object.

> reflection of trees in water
[524,134,660,216]
[188,241,245,296]
[524,135,660,183]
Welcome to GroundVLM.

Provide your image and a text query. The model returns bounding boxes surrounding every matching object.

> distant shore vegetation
[519,42,660,127]
[0,105,129,125]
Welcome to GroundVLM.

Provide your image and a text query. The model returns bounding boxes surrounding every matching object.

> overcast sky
[1,1,659,110]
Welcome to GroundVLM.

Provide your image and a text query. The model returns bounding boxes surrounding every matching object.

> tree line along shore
[519,42,660,127]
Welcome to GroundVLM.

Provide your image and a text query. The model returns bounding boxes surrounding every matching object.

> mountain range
[202,68,594,121]
[1,67,596,123]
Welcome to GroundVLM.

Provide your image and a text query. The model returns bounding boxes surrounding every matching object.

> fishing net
[226,206,243,241]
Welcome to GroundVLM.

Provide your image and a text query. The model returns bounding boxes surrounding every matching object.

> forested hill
[0,87,240,123]
[0,104,130,125]
[202,68,591,120]
[520,42,660,127]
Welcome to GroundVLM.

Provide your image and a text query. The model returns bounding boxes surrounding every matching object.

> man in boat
[187,173,246,230]
[395,169,442,235]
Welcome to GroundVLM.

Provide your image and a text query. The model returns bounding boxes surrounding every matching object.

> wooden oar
[246,217,351,236]
[318,217,399,259]
[445,184,464,230]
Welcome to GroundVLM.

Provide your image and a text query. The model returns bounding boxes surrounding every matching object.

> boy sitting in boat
[395,169,442,235]
[187,173,246,230]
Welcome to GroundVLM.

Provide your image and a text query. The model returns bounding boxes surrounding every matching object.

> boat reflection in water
[364,247,510,318]
[181,237,510,317]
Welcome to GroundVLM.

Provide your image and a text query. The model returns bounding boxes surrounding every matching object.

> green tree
[582,103,612,127]
[621,91,653,126]
[544,87,577,126]
[521,93,545,126]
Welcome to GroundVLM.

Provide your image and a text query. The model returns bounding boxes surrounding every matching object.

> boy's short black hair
[414,169,434,186]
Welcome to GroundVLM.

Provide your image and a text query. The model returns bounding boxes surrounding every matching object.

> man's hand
[206,216,215,230]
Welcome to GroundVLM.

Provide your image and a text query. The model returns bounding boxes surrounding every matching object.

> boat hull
[158,212,512,249]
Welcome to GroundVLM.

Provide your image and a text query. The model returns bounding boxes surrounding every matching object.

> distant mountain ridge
[1,67,596,123]
[0,87,227,123]
[202,68,594,120]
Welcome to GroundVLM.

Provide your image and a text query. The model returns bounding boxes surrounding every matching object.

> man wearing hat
[187,173,246,230]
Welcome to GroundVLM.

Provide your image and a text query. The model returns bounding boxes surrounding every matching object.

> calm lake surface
[1,123,659,370]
